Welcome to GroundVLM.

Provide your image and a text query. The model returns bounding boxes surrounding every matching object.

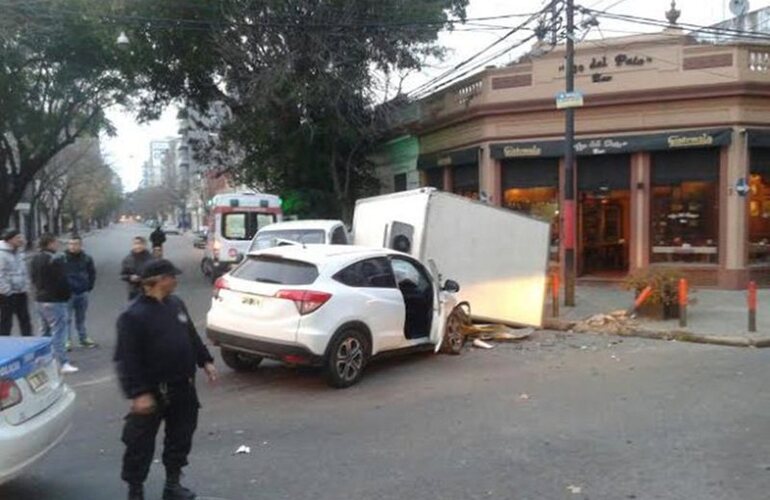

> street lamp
[116,31,130,48]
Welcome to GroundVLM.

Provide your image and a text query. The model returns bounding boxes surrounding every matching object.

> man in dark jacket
[0,229,32,336]
[63,235,98,348]
[115,259,217,500]
[150,225,166,251]
[121,236,153,300]
[31,233,78,374]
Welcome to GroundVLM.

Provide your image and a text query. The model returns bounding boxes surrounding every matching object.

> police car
[0,337,76,485]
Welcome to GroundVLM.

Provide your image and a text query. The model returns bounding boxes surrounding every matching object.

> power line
[407,1,561,98]
[581,5,770,43]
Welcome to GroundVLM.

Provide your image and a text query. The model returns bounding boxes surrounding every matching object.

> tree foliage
[126,0,468,220]
[0,0,136,227]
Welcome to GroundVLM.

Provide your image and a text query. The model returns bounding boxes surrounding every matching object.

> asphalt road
[2,223,770,500]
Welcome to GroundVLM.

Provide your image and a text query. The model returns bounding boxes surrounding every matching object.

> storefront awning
[417,147,479,170]
[490,128,733,160]
[748,128,770,148]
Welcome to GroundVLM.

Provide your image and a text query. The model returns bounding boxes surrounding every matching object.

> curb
[541,319,770,348]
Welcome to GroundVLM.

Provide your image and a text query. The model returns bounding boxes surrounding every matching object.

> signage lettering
[559,53,654,84]
[667,133,714,148]
[503,145,543,157]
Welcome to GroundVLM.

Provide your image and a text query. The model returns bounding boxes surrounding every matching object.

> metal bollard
[749,281,757,333]
[678,278,688,328]
[551,273,560,318]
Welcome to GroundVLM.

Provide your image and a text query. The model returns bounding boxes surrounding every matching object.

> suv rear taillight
[275,290,332,315]
[213,276,230,300]
[0,379,22,410]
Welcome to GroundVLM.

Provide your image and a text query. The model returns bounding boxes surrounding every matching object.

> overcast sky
[102,0,770,191]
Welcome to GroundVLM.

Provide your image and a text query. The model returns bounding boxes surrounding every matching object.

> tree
[0,0,136,228]
[125,0,468,221]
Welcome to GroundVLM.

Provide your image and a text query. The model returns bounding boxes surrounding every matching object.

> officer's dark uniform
[115,261,213,499]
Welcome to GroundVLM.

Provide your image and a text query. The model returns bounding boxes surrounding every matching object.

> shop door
[577,155,631,276]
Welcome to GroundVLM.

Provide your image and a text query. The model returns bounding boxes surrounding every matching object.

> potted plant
[623,268,688,320]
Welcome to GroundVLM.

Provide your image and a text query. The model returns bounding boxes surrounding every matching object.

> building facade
[395,28,770,288]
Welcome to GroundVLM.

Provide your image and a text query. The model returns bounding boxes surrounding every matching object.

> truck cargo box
[352,188,550,327]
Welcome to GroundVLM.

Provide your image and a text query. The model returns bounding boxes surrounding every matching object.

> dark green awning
[417,147,479,170]
[490,128,733,160]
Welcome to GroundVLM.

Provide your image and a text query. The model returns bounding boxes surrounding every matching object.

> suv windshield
[231,256,319,285]
[250,229,326,251]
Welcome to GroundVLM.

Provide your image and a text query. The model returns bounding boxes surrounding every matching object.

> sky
[101,0,770,191]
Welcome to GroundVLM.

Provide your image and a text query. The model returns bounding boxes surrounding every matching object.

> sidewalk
[544,283,770,343]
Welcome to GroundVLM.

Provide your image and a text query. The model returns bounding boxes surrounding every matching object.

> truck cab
[202,192,283,281]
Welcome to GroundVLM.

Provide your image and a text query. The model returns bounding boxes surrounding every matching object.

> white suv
[206,245,461,388]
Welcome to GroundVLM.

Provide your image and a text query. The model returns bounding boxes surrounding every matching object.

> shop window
[501,159,560,261]
[749,148,770,264]
[423,168,444,190]
[650,149,720,264]
[452,164,479,199]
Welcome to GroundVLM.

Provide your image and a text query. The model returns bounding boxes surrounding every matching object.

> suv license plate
[27,370,50,392]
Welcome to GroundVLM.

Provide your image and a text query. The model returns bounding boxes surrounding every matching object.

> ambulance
[201,192,282,281]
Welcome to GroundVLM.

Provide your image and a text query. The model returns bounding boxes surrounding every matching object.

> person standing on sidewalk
[31,234,78,374]
[121,236,153,301]
[0,229,32,336]
[115,259,217,500]
[63,235,98,349]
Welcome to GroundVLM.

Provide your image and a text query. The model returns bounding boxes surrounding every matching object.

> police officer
[115,259,217,500]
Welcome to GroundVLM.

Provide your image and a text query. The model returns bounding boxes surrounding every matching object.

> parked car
[206,245,462,388]
[0,337,76,485]
[248,219,349,252]
[162,222,181,235]
[193,229,208,249]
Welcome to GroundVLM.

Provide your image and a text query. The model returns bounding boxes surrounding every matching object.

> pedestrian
[150,225,166,250]
[63,235,98,349]
[115,259,217,500]
[0,229,32,336]
[152,246,163,259]
[30,233,78,374]
[121,237,153,301]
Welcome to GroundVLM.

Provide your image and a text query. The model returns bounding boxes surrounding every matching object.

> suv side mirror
[442,279,460,293]
[235,252,245,264]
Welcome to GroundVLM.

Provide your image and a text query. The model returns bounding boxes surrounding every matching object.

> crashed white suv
[206,245,461,388]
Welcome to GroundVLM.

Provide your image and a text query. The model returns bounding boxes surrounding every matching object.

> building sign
[502,145,544,158]
[558,53,654,84]
[490,128,732,160]
[418,147,480,170]
[667,133,714,148]
[556,91,584,109]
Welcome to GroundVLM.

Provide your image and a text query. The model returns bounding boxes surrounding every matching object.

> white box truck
[352,188,550,327]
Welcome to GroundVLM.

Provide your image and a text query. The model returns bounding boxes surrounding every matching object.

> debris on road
[519,393,530,401]
[567,484,583,494]
[234,445,251,455]
[472,339,494,350]
[573,310,638,335]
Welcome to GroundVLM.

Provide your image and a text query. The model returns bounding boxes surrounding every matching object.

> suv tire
[325,328,369,388]
[221,348,263,372]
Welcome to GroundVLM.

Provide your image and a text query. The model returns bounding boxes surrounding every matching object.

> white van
[248,219,349,252]
[201,192,283,280]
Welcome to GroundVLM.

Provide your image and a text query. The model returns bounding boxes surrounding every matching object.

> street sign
[556,91,584,109]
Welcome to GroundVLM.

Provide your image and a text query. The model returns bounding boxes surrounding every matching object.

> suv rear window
[231,256,319,285]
